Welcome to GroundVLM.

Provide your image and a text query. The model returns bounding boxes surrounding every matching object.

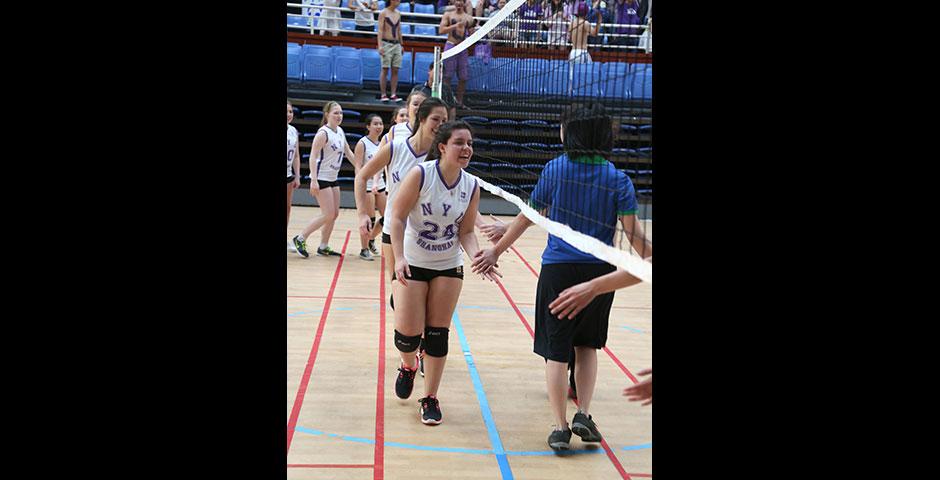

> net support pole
[432,46,442,99]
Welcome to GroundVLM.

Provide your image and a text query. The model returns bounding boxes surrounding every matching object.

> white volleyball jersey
[404,161,478,270]
[382,135,429,235]
[315,125,346,182]
[382,121,412,144]
[287,124,299,177]
[359,136,386,191]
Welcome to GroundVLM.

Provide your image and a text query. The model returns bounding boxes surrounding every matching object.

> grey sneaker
[571,411,602,442]
[548,427,572,451]
[368,239,379,255]
[359,249,375,261]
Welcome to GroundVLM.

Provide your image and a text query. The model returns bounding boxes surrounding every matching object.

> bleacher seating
[413,52,434,85]
[333,54,364,88]
[302,47,332,84]
[287,43,303,81]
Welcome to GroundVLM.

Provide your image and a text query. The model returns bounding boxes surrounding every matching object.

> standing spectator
[568,2,600,63]
[350,0,379,37]
[377,0,405,102]
[611,0,642,47]
[439,0,477,108]
[517,0,543,46]
[586,0,612,47]
[543,0,572,50]
[319,0,341,36]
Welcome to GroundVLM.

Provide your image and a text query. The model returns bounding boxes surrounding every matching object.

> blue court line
[294,426,649,455]
[287,307,352,317]
[619,325,645,333]
[452,310,514,479]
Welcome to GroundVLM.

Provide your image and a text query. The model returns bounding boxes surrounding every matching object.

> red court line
[288,295,378,301]
[510,245,540,277]
[491,276,631,480]
[286,230,351,456]
[373,255,387,480]
[508,247,642,385]
[287,464,374,469]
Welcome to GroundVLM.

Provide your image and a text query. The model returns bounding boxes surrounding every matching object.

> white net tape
[475,176,653,284]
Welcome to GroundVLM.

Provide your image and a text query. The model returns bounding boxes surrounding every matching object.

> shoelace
[420,397,439,411]
[398,366,415,379]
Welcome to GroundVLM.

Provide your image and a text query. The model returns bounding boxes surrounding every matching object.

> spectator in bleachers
[517,0,544,46]
[611,0,642,47]
[586,0,613,47]
[439,0,477,108]
[568,2,600,63]
[378,0,405,102]
[319,0,342,36]
[543,0,572,50]
[349,0,379,37]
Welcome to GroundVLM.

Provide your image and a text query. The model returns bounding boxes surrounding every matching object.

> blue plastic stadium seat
[346,133,363,144]
[287,14,308,27]
[361,49,382,87]
[629,63,652,100]
[332,46,358,58]
[333,56,363,88]
[287,43,303,81]
[620,124,638,133]
[521,142,548,150]
[636,147,652,157]
[415,25,437,37]
[414,3,434,14]
[301,109,323,119]
[489,140,519,150]
[466,56,489,92]
[462,116,490,125]
[612,147,637,156]
[488,58,517,94]
[398,51,414,86]
[521,119,549,128]
[638,124,652,134]
[520,163,545,171]
[341,20,356,32]
[489,118,519,127]
[570,63,602,97]
[601,62,630,99]
[491,162,518,172]
[413,52,434,85]
[472,138,490,148]
[303,48,332,84]
[342,110,362,120]
[468,161,491,173]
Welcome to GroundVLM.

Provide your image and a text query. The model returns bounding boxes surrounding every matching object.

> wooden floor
[287,206,652,480]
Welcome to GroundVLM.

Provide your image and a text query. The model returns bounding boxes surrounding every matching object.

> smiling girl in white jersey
[292,101,357,258]
[387,120,501,425]
[287,101,301,236]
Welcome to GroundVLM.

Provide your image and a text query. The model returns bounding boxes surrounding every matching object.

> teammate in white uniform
[292,101,356,258]
[287,101,301,238]
[388,120,501,425]
[354,113,387,261]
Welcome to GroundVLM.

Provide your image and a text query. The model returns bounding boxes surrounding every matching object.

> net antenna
[432,46,442,100]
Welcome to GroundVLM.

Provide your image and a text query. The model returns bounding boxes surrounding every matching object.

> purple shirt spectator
[518,0,543,31]
[615,0,642,34]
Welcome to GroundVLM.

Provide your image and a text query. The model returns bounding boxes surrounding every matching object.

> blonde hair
[321,101,342,127]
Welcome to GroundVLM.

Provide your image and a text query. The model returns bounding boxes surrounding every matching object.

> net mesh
[433,0,652,279]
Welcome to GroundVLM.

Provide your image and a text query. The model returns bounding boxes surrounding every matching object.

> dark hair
[409,97,449,139]
[364,113,381,127]
[560,102,613,158]
[390,106,407,124]
[427,120,474,161]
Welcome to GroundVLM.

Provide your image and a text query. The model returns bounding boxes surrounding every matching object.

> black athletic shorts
[317,179,339,189]
[392,264,464,282]
[382,232,391,245]
[534,262,617,363]
[287,175,295,184]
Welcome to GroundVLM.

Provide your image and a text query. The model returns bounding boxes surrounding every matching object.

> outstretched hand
[623,368,652,406]
[479,214,507,244]
[471,248,500,275]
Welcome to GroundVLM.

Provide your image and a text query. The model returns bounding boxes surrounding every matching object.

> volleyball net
[432,0,652,282]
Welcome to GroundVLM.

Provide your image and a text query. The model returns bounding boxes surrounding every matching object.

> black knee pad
[423,327,449,357]
[370,217,376,230]
[394,330,421,353]
[378,216,385,226]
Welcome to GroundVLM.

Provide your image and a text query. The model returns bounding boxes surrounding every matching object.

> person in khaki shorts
[377,0,404,103]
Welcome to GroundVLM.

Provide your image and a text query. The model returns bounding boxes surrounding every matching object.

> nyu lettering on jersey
[358,136,386,190]
[315,125,346,182]
[382,135,428,235]
[287,124,299,177]
[404,161,478,270]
